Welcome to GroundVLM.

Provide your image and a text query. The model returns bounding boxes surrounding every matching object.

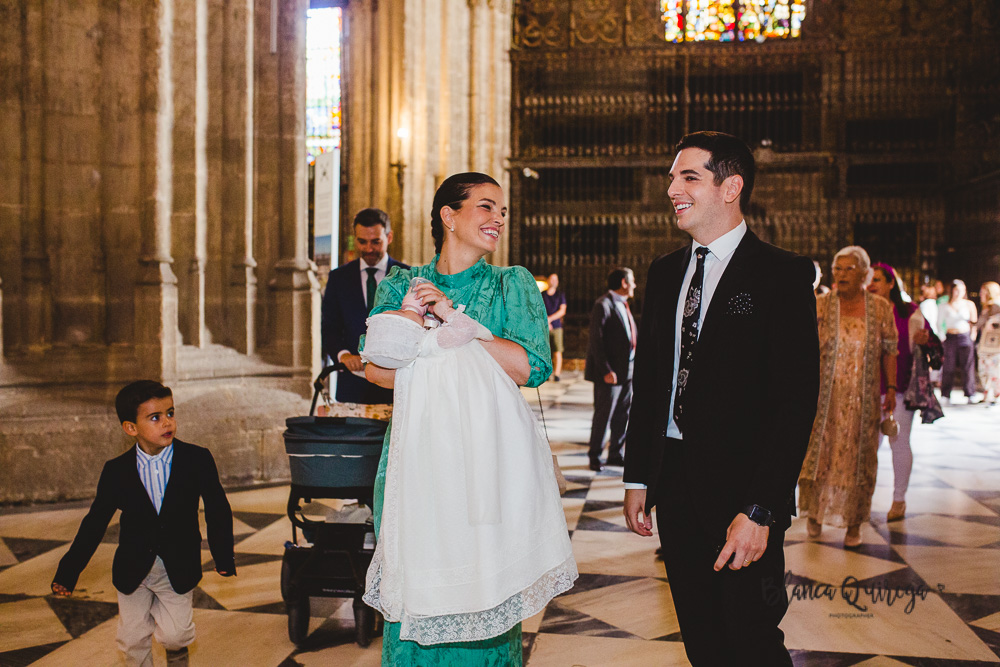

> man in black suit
[321,208,408,404]
[585,267,637,472]
[622,132,819,665]
[53,380,235,665]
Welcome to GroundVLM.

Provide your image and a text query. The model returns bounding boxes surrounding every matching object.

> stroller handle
[310,362,347,416]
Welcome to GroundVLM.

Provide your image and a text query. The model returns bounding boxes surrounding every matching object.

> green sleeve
[502,266,553,388]
[359,265,413,352]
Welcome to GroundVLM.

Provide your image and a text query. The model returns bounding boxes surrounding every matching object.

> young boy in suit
[52,380,236,666]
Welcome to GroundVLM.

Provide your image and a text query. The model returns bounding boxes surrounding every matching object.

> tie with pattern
[673,247,709,432]
[365,267,378,312]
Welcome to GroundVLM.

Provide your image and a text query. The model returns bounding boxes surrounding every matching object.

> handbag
[980,315,1000,356]
[923,329,944,370]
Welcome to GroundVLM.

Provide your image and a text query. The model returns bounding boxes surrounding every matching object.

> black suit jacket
[54,440,235,595]
[584,292,634,385]
[321,256,408,404]
[623,230,819,535]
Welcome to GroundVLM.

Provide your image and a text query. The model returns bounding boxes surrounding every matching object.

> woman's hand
[413,283,455,321]
[882,388,896,412]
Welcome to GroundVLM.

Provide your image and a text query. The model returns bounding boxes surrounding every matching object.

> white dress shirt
[625,221,746,491]
[136,443,174,514]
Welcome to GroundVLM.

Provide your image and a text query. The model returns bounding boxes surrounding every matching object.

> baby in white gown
[360,279,577,646]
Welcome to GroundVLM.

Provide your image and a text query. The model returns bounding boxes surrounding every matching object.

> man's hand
[714,513,769,571]
[604,371,618,385]
[624,489,653,537]
[51,582,71,597]
[340,353,364,372]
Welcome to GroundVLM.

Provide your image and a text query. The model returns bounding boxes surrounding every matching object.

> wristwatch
[743,504,774,527]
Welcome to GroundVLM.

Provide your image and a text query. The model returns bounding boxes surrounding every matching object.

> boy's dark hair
[353,207,391,234]
[607,267,633,291]
[115,381,172,423]
[675,131,756,214]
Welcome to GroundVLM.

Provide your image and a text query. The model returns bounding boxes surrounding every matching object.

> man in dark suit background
[321,208,408,404]
[584,267,637,472]
[622,132,819,665]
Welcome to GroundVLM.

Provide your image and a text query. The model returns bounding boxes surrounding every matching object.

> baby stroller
[280,364,389,647]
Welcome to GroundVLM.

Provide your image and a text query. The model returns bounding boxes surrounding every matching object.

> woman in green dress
[363,172,553,665]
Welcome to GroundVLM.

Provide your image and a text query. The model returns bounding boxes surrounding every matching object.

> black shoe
[605,456,625,467]
[588,457,603,472]
[553,375,561,382]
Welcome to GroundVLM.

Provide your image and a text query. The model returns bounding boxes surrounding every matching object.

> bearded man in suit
[321,208,409,404]
[622,131,820,665]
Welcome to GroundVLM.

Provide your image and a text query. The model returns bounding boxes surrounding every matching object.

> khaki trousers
[116,557,195,667]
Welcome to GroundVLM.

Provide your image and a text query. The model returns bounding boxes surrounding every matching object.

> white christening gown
[360,310,577,645]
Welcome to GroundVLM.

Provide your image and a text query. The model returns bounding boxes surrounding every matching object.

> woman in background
[867,263,929,521]
[938,279,977,403]
[800,247,897,548]
[975,281,1000,406]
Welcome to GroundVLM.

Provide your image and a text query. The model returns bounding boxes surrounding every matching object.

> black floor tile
[233,511,286,531]
[46,595,119,638]
[3,537,69,563]
[0,641,69,666]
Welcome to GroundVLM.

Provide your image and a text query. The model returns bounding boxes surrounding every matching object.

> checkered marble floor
[2,371,999,666]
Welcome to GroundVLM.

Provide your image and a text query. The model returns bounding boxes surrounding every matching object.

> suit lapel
[349,260,366,313]
[159,442,181,513]
[699,230,760,341]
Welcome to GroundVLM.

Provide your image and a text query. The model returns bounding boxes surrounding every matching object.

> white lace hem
[364,555,577,645]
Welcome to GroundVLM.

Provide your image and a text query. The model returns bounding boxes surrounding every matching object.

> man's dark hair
[607,267,633,291]
[354,208,391,234]
[115,381,172,424]
[675,131,756,214]
[430,172,501,253]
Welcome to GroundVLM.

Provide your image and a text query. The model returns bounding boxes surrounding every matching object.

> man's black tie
[674,247,709,432]
[365,267,378,312]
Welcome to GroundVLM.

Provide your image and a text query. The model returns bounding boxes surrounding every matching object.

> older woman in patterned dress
[799,246,897,548]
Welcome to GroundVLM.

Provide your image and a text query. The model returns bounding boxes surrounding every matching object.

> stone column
[223,0,257,354]
[172,0,208,348]
[265,0,319,375]
[135,0,180,381]
[21,1,53,350]
[0,1,20,356]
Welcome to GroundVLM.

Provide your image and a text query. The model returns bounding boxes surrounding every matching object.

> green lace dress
[362,256,553,666]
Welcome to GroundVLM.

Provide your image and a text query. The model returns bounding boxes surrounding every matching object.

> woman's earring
[447,225,455,232]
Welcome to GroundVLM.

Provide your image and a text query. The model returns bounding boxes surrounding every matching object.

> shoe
[605,456,625,467]
[588,457,603,472]
[844,525,862,549]
[553,375,561,382]
[887,501,906,522]
[807,518,822,538]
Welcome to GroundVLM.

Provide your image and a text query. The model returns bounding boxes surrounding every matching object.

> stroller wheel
[287,595,310,645]
[353,597,376,648]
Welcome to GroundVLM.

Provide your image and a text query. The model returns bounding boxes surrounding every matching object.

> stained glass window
[661,0,805,43]
[306,7,342,165]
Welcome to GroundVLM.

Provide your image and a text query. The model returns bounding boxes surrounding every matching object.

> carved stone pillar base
[135,258,180,381]
[229,260,258,355]
[268,258,319,382]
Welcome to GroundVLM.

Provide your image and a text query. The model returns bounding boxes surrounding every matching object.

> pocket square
[726,292,754,315]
